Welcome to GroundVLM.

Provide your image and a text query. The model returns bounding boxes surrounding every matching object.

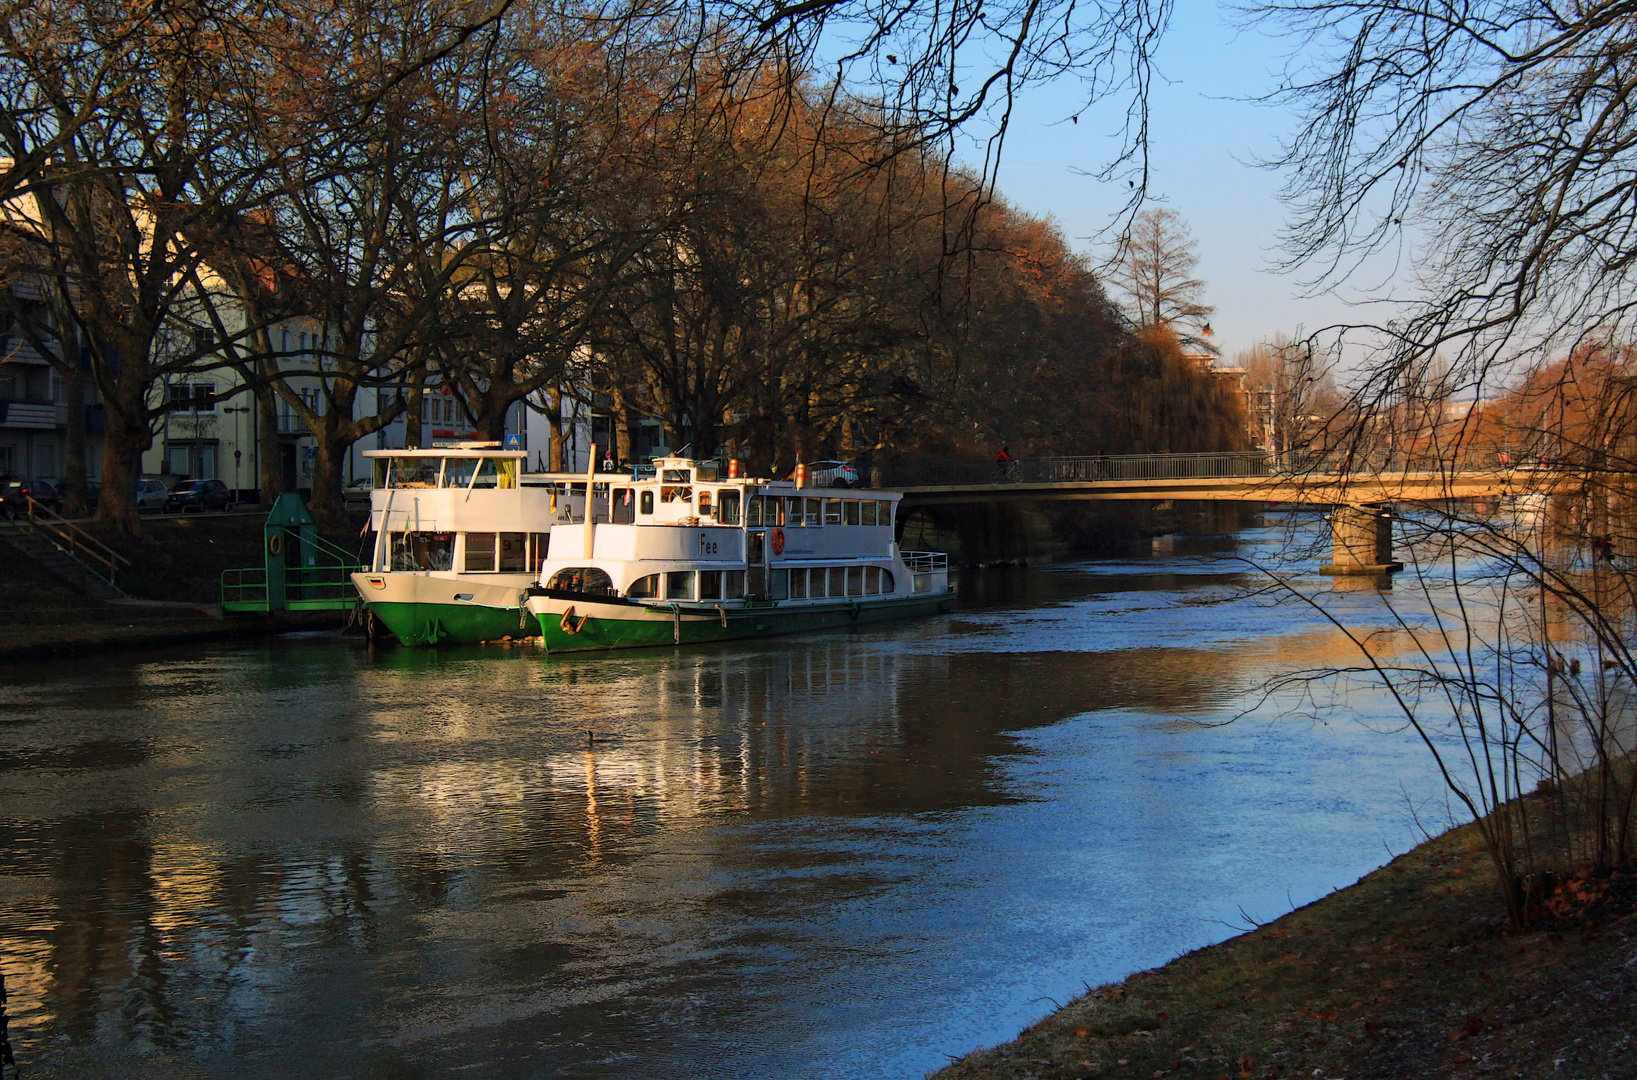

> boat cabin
[537,457,928,605]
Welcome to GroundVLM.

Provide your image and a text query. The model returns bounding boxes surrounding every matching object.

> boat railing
[221,563,363,612]
[901,551,948,573]
[900,551,949,595]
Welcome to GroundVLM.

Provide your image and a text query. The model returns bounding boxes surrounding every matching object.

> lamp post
[223,405,250,501]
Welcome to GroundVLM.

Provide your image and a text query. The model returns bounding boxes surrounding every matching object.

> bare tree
[1243,0,1637,924]
[1107,207,1213,346]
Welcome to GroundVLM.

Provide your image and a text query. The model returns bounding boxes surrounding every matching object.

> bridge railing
[872,447,1532,489]
[873,452,1274,488]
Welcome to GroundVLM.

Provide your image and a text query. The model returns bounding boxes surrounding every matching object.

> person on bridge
[995,446,1016,480]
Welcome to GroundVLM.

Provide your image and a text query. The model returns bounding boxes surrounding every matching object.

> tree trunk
[547,387,565,471]
[612,384,634,468]
[307,413,347,527]
[95,401,148,535]
[403,368,425,450]
[60,348,89,517]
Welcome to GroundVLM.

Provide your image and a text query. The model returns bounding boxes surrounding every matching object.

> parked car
[0,477,62,515]
[800,460,859,488]
[342,479,373,512]
[165,478,232,512]
[135,479,169,512]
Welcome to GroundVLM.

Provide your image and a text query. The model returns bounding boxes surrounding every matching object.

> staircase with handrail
[6,497,133,602]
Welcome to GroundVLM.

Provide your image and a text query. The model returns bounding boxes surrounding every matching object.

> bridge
[872,451,1553,575]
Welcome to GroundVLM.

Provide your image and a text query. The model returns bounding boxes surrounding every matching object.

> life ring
[267,533,283,556]
[771,528,785,555]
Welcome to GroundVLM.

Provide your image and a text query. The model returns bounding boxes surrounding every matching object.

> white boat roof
[363,445,527,459]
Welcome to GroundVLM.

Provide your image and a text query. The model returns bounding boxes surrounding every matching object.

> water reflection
[0,534,1453,1079]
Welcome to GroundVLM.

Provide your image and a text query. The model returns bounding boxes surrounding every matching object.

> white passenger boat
[352,445,589,645]
[523,457,953,652]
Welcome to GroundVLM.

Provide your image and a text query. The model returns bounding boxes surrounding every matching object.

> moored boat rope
[671,604,681,644]
[560,606,590,635]
[716,604,727,628]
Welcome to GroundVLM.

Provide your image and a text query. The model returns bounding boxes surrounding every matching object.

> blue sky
[955,0,1408,364]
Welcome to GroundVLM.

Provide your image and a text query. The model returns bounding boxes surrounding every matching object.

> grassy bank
[933,814,1636,1080]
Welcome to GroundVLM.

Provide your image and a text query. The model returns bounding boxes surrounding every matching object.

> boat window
[724,570,746,599]
[877,500,893,528]
[611,488,635,525]
[385,457,440,488]
[881,569,895,593]
[825,499,842,525]
[471,458,501,488]
[770,568,789,600]
[847,566,863,594]
[861,501,878,527]
[790,568,807,598]
[785,497,803,526]
[499,532,527,571]
[546,567,616,595]
[497,460,517,488]
[665,570,695,600]
[699,570,722,600]
[661,484,691,504]
[464,532,497,572]
[627,574,660,599]
[828,567,845,597]
[694,462,719,481]
[697,490,712,518]
[529,533,550,571]
[662,468,690,483]
[762,495,783,527]
[392,531,454,571]
[640,490,654,515]
[443,458,477,488]
[718,490,741,525]
[844,500,860,526]
[865,566,881,594]
[805,498,821,527]
[747,496,762,527]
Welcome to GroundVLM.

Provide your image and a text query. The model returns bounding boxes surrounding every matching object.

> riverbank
[932,814,1636,1080]
[1,513,362,661]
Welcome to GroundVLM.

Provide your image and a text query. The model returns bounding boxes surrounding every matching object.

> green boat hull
[368,600,526,646]
[534,592,953,653]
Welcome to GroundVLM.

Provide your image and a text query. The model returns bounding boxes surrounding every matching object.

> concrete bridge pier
[1320,503,1404,576]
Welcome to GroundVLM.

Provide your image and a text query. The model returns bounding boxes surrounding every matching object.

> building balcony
[0,399,57,430]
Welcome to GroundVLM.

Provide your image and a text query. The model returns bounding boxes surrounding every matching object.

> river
[0,518,1454,1079]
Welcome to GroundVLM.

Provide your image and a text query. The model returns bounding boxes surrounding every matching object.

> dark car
[165,478,232,512]
[0,477,62,516]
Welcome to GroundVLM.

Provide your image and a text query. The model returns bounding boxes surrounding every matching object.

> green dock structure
[221,495,364,614]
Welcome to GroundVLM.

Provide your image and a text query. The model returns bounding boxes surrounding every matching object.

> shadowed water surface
[0,522,1452,1078]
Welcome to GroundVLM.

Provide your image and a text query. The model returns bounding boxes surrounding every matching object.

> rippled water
[0,521,1454,1079]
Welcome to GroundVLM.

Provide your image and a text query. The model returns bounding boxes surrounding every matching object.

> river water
[0,519,1456,1079]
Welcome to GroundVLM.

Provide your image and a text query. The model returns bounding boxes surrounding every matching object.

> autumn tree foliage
[0,0,1245,527]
